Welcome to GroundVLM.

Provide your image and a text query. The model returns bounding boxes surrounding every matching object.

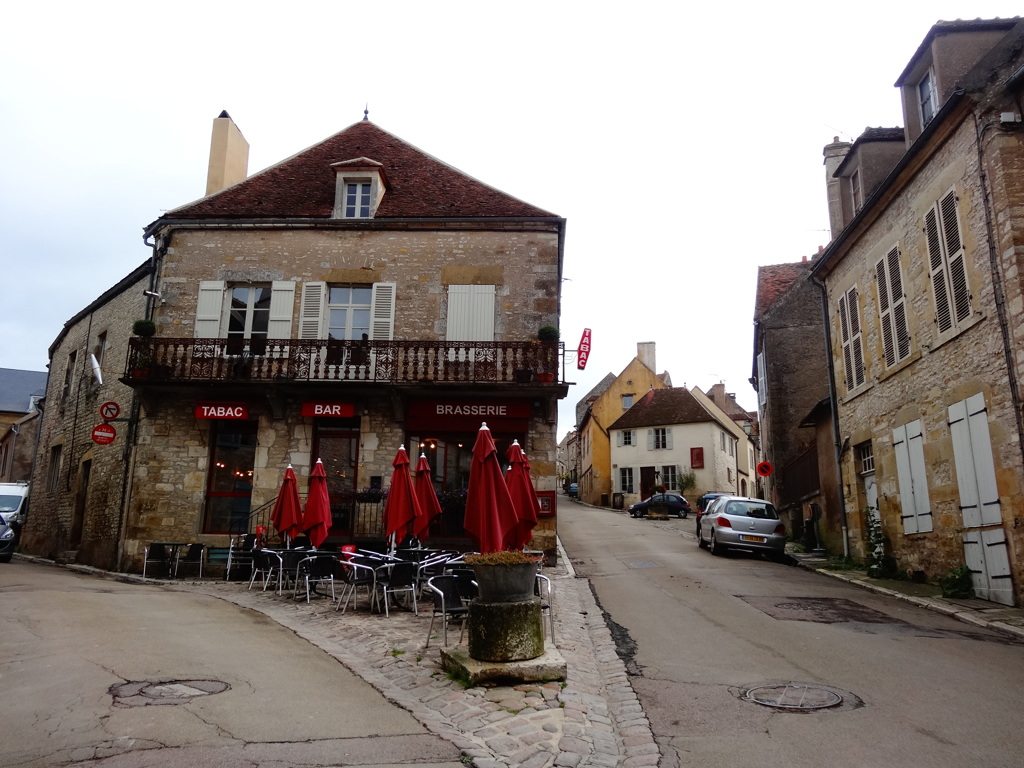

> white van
[0,482,30,529]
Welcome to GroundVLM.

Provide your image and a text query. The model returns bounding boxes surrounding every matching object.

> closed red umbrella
[463,422,518,553]
[302,459,332,549]
[383,445,422,543]
[270,464,302,544]
[413,453,443,541]
[505,440,540,550]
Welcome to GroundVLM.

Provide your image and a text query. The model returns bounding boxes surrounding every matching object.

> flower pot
[471,561,539,603]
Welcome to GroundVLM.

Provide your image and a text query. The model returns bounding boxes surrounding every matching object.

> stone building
[750,259,831,541]
[811,18,1024,605]
[0,368,48,484]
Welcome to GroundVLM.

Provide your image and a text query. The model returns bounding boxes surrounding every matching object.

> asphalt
[15,540,1024,768]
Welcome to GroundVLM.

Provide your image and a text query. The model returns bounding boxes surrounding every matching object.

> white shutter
[666,428,673,450]
[616,431,623,447]
[838,293,852,390]
[647,429,654,450]
[838,287,865,389]
[195,281,225,338]
[299,282,326,339]
[876,255,895,367]
[446,284,495,341]
[756,351,766,406]
[906,421,933,533]
[949,393,1002,528]
[369,282,396,341]
[939,191,971,325]
[267,281,295,339]
[877,246,910,367]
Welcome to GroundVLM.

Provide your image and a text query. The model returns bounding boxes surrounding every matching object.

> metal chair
[425,575,469,647]
[293,554,338,603]
[248,549,280,592]
[175,543,206,579]
[142,543,173,579]
[336,559,378,613]
[374,560,418,617]
[225,534,256,581]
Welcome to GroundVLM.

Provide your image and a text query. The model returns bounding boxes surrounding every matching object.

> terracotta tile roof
[609,388,721,430]
[754,261,812,319]
[164,120,558,221]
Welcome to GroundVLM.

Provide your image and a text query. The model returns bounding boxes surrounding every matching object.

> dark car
[628,493,691,518]
[694,492,729,536]
[0,522,16,563]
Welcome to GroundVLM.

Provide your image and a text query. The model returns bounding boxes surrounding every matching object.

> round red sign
[100,401,120,420]
[92,424,117,445]
[756,461,773,477]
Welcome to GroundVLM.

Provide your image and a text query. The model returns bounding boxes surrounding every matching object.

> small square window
[653,428,667,450]
[622,430,633,446]
[622,394,634,409]
[918,70,937,128]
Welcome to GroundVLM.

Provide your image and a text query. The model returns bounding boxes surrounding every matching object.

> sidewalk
[789,551,1024,640]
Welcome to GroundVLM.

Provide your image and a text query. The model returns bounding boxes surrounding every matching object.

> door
[71,459,91,546]
[203,421,257,534]
[314,428,359,539]
[640,466,657,499]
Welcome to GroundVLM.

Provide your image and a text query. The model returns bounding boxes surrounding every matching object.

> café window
[203,420,257,533]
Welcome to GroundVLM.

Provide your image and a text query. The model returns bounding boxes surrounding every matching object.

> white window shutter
[195,281,225,338]
[446,284,495,341]
[756,351,766,406]
[666,428,673,450]
[848,287,865,387]
[838,294,853,390]
[948,398,980,528]
[950,394,1002,528]
[647,429,654,450]
[893,423,919,534]
[370,282,396,341]
[939,191,971,325]
[616,431,623,447]
[299,282,326,339]
[906,421,933,533]
[888,245,911,362]
[267,281,295,339]
[876,256,895,367]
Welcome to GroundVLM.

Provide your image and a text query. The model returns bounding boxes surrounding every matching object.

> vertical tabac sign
[577,328,592,370]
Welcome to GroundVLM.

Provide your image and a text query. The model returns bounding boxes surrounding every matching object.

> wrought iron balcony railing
[124,337,565,385]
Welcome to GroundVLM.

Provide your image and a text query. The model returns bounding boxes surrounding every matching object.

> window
[619,467,634,494]
[446,285,495,341]
[925,189,971,335]
[227,285,272,354]
[94,331,107,368]
[344,181,372,218]
[851,168,862,214]
[756,351,766,406]
[327,286,372,340]
[47,445,62,491]
[918,70,938,128]
[857,441,874,474]
[62,351,77,402]
[622,394,634,409]
[838,286,866,391]
[892,420,933,534]
[727,467,732,484]
[720,431,726,452]
[876,245,911,367]
[616,430,634,447]
[195,281,296,346]
[649,428,670,450]
[661,465,677,491]
[729,438,735,458]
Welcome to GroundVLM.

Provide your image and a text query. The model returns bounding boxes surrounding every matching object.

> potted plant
[464,550,542,602]
[534,325,559,382]
[537,325,559,342]
[131,319,157,377]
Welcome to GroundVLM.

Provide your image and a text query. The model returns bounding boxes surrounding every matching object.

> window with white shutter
[838,286,866,391]
[445,285,495,341]
[195,281,225,338]
[876,245,911,367]
[892,420,933,534]
[756,351,767,406]
[925,189,971,335]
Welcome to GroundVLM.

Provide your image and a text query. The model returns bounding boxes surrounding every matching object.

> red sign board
[302,401,355,418]
[691,447,704,469]
[405,399,533,432]
[195,402,250,419]
[99,401,120,420]
[577,328,592,370]
[92,424,116,445]
[757,461,773,476]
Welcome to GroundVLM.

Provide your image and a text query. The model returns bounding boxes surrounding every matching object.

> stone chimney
[823,136,851,241]
[205,110,249,196]
[637,341,656,372]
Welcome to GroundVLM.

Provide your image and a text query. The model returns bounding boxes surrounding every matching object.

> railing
[125,338,565,385]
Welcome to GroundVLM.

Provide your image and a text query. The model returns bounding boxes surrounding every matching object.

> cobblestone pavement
[170,544,661,768]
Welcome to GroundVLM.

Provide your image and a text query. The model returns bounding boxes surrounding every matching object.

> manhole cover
[628,560,660,569]
[745,684,843,711]
[110,679,230,707]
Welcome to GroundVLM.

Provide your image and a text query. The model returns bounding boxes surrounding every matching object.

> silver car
[697,495,786,559]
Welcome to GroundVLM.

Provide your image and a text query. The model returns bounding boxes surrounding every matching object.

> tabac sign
[195,402,250,419]
[577,328,592,370]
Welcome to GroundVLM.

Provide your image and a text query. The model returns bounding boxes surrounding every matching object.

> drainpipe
[810,272,850,557]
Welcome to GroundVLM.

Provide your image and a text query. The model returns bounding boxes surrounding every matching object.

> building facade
[812,19,1024,605]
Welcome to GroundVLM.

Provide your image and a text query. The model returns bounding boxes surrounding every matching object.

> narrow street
[557,499,1024,768]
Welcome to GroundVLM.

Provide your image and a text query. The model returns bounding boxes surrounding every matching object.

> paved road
[557,500,1024,768]
[0,559,464,768]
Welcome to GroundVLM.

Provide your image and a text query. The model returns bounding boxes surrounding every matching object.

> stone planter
[471,561,539,603]
[648,502,670,520]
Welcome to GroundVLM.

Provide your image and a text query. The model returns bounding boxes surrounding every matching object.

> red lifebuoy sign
[757,461,773,476]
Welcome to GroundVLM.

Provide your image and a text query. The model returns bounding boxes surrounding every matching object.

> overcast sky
[2,1,1020,435]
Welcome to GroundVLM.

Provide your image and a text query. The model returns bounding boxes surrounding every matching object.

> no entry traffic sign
[92,424,117,445]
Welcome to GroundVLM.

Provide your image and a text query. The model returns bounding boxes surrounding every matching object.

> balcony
[124,337,565,386]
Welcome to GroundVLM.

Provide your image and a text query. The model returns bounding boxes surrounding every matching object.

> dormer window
[331,158,388,219]
[850,169,862,214]
[918,70,938,129]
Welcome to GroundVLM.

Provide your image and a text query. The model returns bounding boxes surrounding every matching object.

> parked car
[628,493,691,518]
[567,482,578,498]
[0,482,30,531]
[693,491,729,536]
[697,495,786,559]
[0,521,16,563]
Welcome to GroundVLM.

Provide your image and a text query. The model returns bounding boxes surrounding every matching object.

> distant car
[696,495,786,559]
[0,482,30,531]
[628,493,691,519]
[567,483,578,498]
[0,521,16,563]
[693,492,729,536]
